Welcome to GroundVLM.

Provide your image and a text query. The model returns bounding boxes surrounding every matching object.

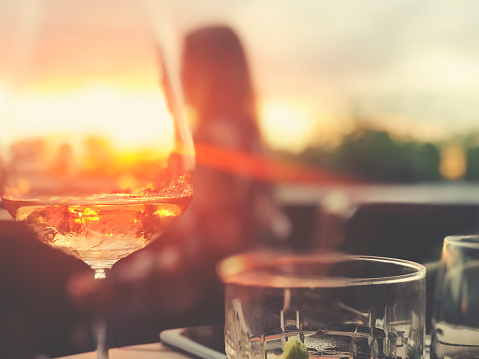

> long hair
[181,25,258,142]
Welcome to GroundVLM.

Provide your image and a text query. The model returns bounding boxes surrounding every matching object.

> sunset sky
[2,0,479,152]
[164,0,479,149]
[0,0,177,152]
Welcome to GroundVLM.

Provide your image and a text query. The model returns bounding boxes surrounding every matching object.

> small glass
[431,235,479,359]
[217,251,426,359]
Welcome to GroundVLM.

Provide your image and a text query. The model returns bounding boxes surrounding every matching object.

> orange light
[18,178,30,195]
[118,174,138,192]
[12,86,176,155]
[194,142,358,186]
[258,97,320,153]
[154,206,181,217]
[440,144,466,180]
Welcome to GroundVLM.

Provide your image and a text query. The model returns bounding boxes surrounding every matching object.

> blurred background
[2,0,479,357]
[159,0,479,183]
[3,1,479,181]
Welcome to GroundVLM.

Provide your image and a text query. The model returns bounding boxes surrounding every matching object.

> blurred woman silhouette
[175,25,290,260]
[129,24,292,322]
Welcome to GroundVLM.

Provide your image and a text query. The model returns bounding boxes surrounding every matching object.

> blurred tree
[290,125,443,183]
[411,142,441,181]
[334,129,414,182]
[466,146,479,181]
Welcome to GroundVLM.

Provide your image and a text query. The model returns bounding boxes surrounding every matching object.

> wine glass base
[84,260,116,279]
[94,268,107,279]
[86,260,117,272]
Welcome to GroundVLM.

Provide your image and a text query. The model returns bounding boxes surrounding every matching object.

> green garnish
[281,337,309,359]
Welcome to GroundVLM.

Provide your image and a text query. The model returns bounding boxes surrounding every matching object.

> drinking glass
[217,251,426,359]
[431,235,479,359]
[0,0,194,357]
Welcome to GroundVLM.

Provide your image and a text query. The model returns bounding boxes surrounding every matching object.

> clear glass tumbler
[431,235,479,359]
[217,251,426,359]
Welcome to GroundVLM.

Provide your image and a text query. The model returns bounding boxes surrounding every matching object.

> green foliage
[294,126,443,183]
[466,147,479,181]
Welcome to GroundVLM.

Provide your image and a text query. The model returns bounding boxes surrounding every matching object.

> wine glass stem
[95,268,107,279]
[94,268,109,359]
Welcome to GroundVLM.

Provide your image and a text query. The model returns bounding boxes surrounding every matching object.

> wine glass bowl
[1,0,194,277]
[0,130,194,274]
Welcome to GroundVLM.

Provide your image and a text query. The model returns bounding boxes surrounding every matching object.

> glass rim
[216,251,426,288]
[445,235,479,248]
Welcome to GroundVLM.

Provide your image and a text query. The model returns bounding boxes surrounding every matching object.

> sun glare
[12,85,175,154]
[0,84,6,109]
[258,98,318,153]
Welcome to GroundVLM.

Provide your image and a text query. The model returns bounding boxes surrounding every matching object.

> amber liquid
[2,195,191,269]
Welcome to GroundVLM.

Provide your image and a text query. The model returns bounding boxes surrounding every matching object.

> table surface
[57,339,432,359]
[57,340,432,359]
[56,343,194,359]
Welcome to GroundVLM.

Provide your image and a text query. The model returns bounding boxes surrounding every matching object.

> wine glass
[0,0,194,357]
